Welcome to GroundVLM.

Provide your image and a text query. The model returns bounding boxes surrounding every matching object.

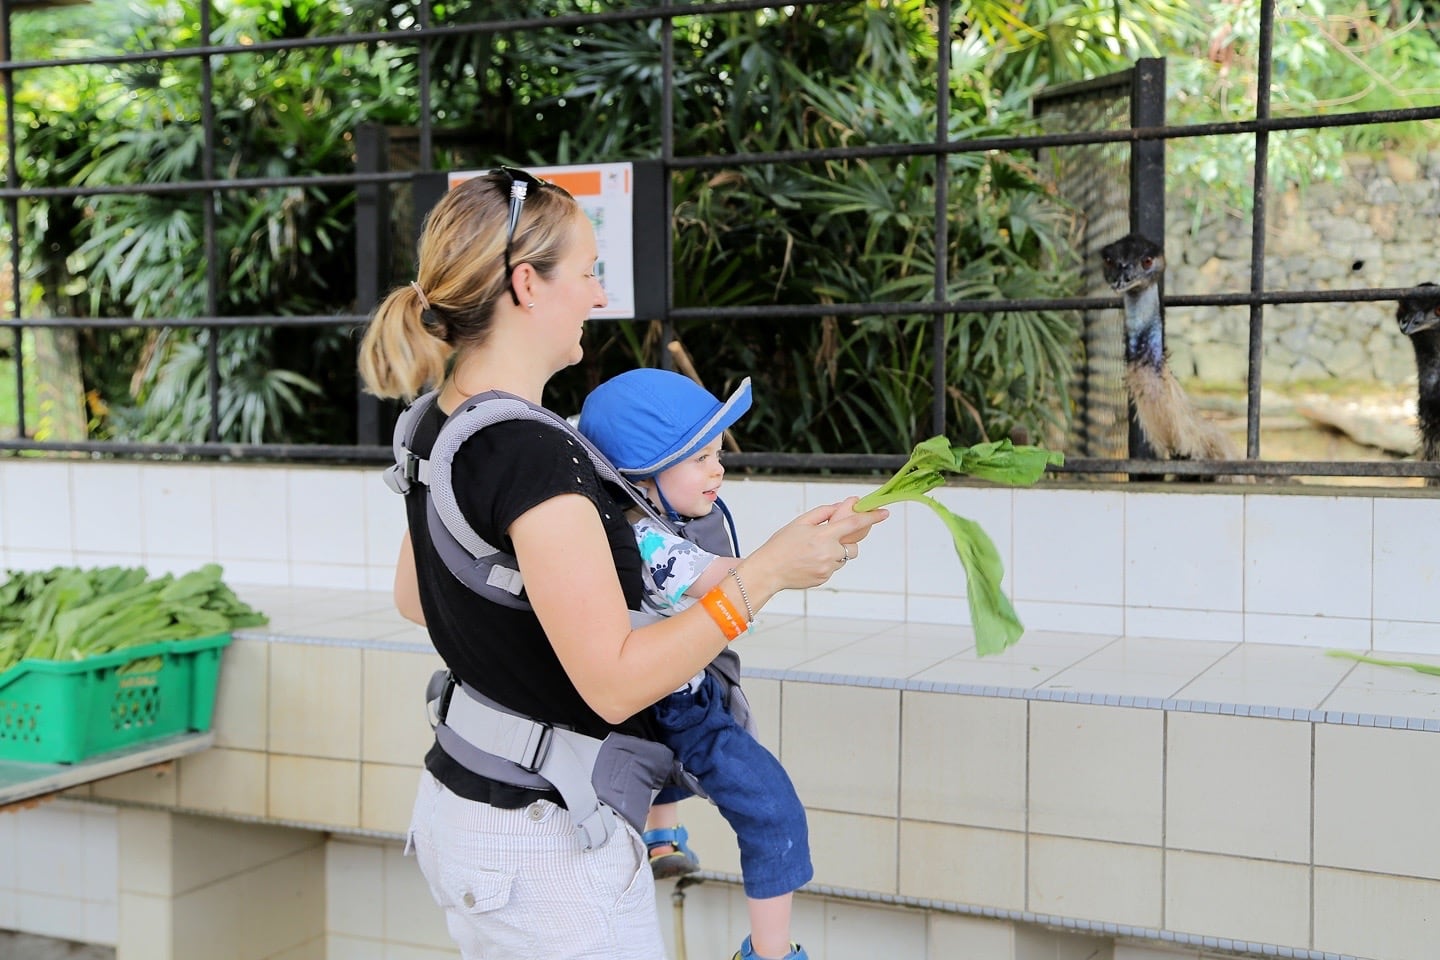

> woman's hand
[743,496,889,592]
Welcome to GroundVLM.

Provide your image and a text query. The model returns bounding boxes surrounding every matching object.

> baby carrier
[385,388,752,850]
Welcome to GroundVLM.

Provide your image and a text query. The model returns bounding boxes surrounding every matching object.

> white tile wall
[71,462,143,556]
[140,464,216,559]
[1125,492,1244,613]
[214,467,291,563]
[3,460,1438,654]
[2,801,117,946]
[1244,494,1373,621]
[1012,489,1126,607]
[1372,496,1440,624]
[2,460,73,553]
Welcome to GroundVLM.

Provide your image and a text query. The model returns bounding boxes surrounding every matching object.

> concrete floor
[0,933,114,960]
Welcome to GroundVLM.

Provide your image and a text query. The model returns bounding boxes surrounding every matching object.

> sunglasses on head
[498,165,548,306]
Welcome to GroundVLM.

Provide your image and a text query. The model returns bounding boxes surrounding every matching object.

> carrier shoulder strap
[385,388,675,608]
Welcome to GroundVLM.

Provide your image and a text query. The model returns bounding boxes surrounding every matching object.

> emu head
[1100,233,1166,294]
[1397,282,1440,337]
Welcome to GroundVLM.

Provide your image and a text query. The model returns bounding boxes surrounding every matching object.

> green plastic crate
[0,633,232,764]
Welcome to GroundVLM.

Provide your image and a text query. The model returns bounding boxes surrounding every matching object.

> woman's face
[536,212,608,372]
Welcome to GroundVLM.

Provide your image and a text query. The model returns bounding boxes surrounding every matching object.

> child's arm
[684,555,738,599]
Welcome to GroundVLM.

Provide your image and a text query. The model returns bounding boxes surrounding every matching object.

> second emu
[1396,282,1440,486]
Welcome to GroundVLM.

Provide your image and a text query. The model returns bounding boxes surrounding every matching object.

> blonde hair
[358,171,580,401]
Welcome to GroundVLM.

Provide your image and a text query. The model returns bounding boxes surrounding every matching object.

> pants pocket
[439,863,517,914]
[436,862,535,959]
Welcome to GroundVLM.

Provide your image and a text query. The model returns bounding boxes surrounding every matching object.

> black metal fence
[3,0,1440,482]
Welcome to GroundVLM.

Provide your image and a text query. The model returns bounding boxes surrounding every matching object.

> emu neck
[1413,331,1440,454]
[1123,282,1164,369]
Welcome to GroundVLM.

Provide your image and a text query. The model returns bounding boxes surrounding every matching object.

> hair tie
[409,280,431,311]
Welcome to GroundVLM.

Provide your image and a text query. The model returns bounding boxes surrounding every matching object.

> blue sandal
[732,935,809,960]
[641,824,700,879]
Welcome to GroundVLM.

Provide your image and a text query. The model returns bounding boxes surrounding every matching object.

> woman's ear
[511,262,539,308]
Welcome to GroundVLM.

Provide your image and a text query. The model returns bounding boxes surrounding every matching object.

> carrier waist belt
[427,671,675,851]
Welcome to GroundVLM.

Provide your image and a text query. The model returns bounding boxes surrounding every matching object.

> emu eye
[1433,305,1440,318]
[1140,256,1154,269]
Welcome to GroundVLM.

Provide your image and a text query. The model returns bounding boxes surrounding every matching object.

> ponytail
[357,283,452,401]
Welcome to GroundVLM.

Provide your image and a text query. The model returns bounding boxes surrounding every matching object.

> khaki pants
[407,770,666,960]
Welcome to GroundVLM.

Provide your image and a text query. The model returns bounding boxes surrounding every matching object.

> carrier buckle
[518,721,553,774]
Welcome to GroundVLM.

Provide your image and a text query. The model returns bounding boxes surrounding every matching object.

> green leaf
[853,434,1063,655]
[1326,650,1440,677]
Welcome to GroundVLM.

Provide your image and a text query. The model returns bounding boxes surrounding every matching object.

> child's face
[647,435,726,518]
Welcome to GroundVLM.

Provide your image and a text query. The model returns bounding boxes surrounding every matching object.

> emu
[1099,232,1239,467]
[1396,282,1440,486]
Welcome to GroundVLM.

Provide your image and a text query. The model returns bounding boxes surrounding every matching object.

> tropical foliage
[4,0,1438,452]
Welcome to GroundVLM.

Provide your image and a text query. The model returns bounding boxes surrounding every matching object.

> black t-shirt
[406,402,657,806]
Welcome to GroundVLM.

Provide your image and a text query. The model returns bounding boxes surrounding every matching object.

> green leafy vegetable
[855,436,1064,657]
[1326,650,1440,677]
[0,563,268,673]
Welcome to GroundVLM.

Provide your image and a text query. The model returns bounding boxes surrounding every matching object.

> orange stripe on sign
[544,170,603,197]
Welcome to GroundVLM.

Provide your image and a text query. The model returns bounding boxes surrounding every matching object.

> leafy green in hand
[855,436,1063,656]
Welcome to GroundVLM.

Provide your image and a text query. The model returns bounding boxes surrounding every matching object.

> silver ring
[840,543,853,564]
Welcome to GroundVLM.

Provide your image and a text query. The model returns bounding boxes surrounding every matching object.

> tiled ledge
[231,585,1440,729]
[116,584,1440,959]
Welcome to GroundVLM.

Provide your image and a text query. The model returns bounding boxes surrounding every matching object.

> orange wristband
[700,587,747,641]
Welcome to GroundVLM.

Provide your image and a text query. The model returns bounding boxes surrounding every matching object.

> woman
[358,167,886,960]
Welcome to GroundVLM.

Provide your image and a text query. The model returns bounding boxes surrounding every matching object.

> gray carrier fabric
[390,387,751,850]
[385,389,675,608]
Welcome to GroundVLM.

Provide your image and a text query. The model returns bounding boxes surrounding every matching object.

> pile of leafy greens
[0,563,267,673]
[855,436,1064,656]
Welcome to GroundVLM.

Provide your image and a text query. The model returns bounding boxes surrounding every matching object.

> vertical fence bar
[1245,0,1276,459]
[199,0,221,442]
[1,0,23,439]
[1127,57,1166,462]
[929,0,951,439]
[418,1,433,169]
[659,14,676,371]
[354,124,390,447]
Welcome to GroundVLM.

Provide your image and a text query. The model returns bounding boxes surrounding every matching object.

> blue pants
[652,672,813,900]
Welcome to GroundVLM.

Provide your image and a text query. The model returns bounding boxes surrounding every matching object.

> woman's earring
[527,302,536,310]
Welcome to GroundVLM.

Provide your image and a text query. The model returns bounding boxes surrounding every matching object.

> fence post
[354,123,391,447]
[1128,57,1167,463]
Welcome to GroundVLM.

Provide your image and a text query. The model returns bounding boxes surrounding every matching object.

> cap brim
[620,377,752,476]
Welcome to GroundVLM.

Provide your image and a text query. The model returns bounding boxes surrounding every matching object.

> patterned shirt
[633,516,718,618]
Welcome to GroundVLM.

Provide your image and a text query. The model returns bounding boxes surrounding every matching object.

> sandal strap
[641,823,697,862]
[641,825,683,848]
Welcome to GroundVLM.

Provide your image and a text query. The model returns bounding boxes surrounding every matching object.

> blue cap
[578,369,752,478]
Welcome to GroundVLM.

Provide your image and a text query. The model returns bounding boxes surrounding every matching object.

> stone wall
[1161,150,1440,388]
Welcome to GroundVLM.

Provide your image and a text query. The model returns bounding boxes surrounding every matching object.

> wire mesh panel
[1033,72,1136,460]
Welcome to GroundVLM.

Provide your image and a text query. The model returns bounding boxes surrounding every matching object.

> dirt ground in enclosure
[1190,382,1427,488]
